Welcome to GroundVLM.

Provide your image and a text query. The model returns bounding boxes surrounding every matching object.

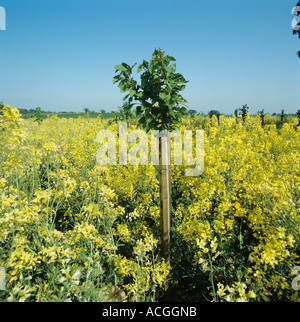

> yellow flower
[0,112,299,302]
[0,105,21,123]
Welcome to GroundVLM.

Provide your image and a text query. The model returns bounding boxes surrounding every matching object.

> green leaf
[131,62,137,70]
[141,76,148,89]
[169,110,176,117]
[118,79,130,92]
[174,84,186,91]
[175,74,186,83]
[178,106,187,113]
[136,105,142,116]
[138,115,146,127]
[149,64,154,74]
[144,121,151,133]
[123,94,130,101]
[129,89,136,97]
[115,64,128,73]
[121,62,131,71]
[159,92,171,101]
[166,100,175,108]
[135,91,143,98]
[112,75,121,84]
[167,55,176,62]
[118,81,125,92]
[137,64,143,73]
[166,63,176,74]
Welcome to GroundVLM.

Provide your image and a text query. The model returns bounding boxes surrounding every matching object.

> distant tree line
[1,102,299,127]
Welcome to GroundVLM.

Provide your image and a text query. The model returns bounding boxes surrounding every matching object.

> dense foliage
[113,48,188,132]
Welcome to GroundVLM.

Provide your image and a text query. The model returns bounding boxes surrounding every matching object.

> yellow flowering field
[0,105,299,302]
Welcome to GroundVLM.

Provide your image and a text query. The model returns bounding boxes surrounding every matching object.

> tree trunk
[159,132,171,263]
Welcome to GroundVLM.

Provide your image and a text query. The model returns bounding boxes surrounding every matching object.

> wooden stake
[159,132,171,263]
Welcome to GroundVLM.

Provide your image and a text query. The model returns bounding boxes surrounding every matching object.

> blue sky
[0,0,299,114]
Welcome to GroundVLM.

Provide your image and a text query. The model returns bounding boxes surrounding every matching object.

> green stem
[208,253,217,302]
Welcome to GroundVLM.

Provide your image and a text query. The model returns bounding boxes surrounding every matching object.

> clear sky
[0,0,299,114]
